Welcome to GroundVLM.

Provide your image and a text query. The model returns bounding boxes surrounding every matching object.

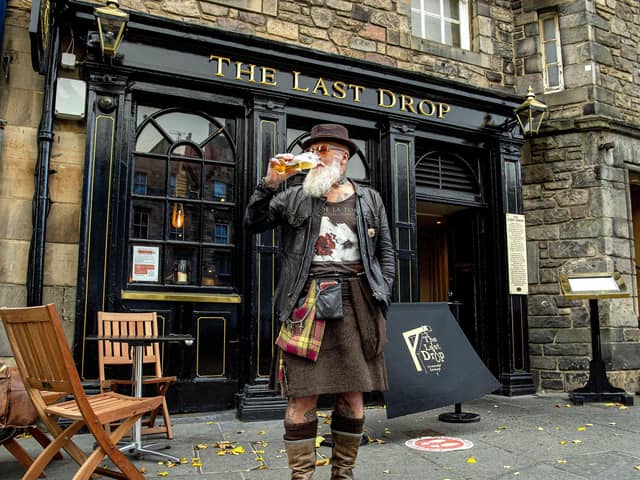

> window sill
[411,36,488,69]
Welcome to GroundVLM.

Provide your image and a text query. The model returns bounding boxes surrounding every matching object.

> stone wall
[515,0,640,392]
[0,0,82,356]
[119,0,515,91]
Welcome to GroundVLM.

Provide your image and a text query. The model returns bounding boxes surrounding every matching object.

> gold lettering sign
[209,54,451,120]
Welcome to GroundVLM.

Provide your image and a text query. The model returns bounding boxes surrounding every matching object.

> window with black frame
[129,106,237,288]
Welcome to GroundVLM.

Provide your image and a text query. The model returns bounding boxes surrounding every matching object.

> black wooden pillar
[73,71,128,378]
[236,94,288,420]
[381,120,418,303]
[490,137,534,395]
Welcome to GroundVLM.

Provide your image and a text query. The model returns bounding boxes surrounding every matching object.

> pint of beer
[273,151,319,175]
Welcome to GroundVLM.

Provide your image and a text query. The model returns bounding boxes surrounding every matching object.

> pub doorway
[417,200,487,354]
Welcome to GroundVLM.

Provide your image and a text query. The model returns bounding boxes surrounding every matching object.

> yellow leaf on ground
[205,421,213,425]
[255,457,264,462]
[255,449,265,454]
[231,446,245,454]
[383,469,390,474]
[467,457,477,464]
[258,430,266,435]
[316,458,330,466]
[195,444,208,450]
[559,441,567,445]
[180,457,188,464]
[536,427,544,431]
[316,435,325,448]
[571,440,582,444]
[192,461,203,467]
[557,459,567,464]
[633,465,640,471]
[576,427,586,431]
[584,423,593,427]
[158,472,168,477]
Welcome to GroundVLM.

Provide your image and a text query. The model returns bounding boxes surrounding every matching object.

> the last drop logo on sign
[402,325,445,375]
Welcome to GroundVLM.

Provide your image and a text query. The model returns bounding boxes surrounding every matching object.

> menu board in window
[132,245,159,282]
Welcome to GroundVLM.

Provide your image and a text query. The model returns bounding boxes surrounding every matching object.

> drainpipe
[27,15,60,306]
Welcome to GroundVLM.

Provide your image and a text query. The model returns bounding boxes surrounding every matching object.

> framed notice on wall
[506,213,528,295]
[132,245,159,282]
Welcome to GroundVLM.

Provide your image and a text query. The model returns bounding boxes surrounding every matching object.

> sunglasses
[306,144,348,155]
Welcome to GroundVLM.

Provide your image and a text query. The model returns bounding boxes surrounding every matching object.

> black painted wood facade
[51,2,535,414]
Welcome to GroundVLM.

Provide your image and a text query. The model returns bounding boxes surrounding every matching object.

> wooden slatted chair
[97,311,175,439]
[0,304,163,480]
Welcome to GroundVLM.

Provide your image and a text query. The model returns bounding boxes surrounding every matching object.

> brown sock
[284,418,318,441]
[331,413,364,434]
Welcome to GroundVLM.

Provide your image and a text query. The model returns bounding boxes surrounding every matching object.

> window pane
[169,203,200,241]
[543,18,556,40]
[155,112,218,145]
[133,156,166,196]
[411,10,422,36]
[172,143,202,159]
[131,200,163,240]
[204,165,234,202]
[201,248,234,287]
[203,132,235,162]
[136,105,160,128]
[165,246,198,285]
[444,0,459,19]
[545,42,558,63]
[547,65,560,87]
[425,0,440,14]
[444,21,461,47]
[136,123,170,153]
[425,16,441,42]
[203,206,234,244]
[169,160,201,199]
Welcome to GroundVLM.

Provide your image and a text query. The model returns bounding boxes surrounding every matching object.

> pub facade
[1,0,639,415]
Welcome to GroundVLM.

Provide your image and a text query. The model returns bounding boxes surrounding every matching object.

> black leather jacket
[244,180,396,323]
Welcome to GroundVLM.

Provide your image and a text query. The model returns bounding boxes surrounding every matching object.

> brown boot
[331,430,363,480]
[284,437,317,480]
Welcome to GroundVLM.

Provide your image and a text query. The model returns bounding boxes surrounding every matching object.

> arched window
[129,106,237,288]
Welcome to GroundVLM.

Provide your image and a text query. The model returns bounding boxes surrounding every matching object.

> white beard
[303,161,342,198]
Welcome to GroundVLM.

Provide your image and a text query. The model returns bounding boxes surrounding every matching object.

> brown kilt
[280,277,388,397]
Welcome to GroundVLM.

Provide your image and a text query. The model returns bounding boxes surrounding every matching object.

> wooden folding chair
[97,311,176,439]
[0,304,163,480]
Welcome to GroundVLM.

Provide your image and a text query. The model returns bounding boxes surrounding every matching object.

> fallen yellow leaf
[467,457,477,464]
[584,423,593,427]
[383,469,391,474]
[255,449,265,454]
[205,421,213,425]
[180,457,188,464]
[576,427,586,431]
[231,446,245,454]
[557,459,567,464]
[158,472,168,477]
[195,444,208,450]
[316,435,325,448]
[559,441,567,445]
[192,461,202,467]
[255,456,264,462]
[608,422,616,426]
[536,427,544,431]
[571,440,582,444]
[316,458,330,466]
[634,465,640,471]
[258,430,266,435]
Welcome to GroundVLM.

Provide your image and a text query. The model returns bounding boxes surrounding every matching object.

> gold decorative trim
[121,291,242,303]
[81,115,115,379]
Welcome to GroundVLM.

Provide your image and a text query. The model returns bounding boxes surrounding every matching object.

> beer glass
[273,151,319,175]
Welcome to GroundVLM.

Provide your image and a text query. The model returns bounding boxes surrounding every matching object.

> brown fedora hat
[301,124,358,156]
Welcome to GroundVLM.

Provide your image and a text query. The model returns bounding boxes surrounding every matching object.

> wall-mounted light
[94,0,129,58]
[515,86,548,136]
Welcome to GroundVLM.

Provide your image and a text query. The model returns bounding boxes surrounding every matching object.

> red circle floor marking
[405,436,474,452]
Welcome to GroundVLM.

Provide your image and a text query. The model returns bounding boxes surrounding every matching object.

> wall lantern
[94,0,129,57]
[515,86,548,136]
[171,203,185,230]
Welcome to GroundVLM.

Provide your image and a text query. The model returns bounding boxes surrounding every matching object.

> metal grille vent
[416,151,480,195]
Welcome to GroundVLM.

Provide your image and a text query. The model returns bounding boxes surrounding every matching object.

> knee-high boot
[284,419,318,480]
[330,413,364,480]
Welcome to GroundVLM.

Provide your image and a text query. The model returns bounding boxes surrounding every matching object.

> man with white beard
[244,124,395,480]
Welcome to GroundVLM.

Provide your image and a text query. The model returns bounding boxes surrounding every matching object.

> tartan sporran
[275,279,326,362]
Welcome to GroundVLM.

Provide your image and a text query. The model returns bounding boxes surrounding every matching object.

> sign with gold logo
[384,302,500,418]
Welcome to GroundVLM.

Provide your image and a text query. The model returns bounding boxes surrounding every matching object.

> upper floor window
[540,12,564,92]
[411,0,470,50]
